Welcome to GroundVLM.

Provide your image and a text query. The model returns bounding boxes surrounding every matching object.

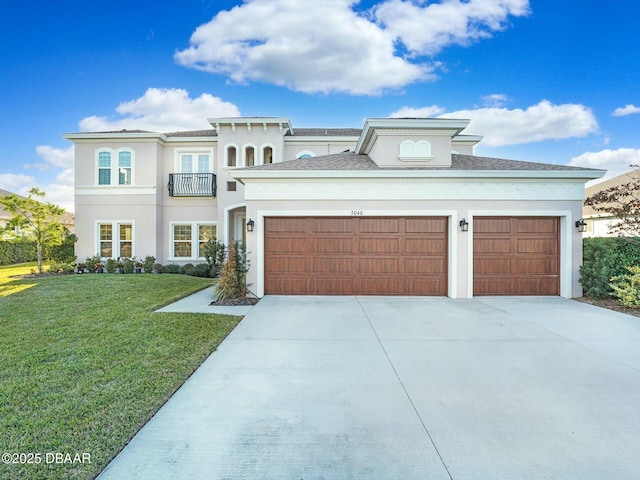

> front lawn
[0,265,241,480]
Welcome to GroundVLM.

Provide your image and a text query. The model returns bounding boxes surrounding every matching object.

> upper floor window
[245,146,255,167]
[179,152,212,173]
[96,148,134,186]
[226,145,237,167]
[263,145,273,164]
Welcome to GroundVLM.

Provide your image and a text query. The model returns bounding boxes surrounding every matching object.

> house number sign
[350,210,364,216]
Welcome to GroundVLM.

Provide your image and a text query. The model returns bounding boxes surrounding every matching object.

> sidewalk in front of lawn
[155,287,256,315]
[101,295,640,480]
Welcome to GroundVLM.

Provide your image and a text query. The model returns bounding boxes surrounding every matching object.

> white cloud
[374,0,530,55]
[480,93,510,108]
[0,174,37,193]
[612,104,640,117]
[570,148,640,183]
[29,145,74,170]
[440,100,598,146]
[40,183,75,213]
[390,105,446,118]
[79,88,241,132]
[175,0,529,95]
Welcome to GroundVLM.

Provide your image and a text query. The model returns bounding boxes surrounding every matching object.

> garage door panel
[474,217,559,296]
[312,257,354,274]
[359,218,399,233]
[358,258,399,274]
[405,218,446,233]
[474,258,511,274]
[517,238,558,255]
[265,237,307,254]
[313,218,352,233]
[474,238,511,254]
[474,218,511,233]
[516,258,559,275]
[311,278,354,295]
[405,258,446,274]
[359,238,399,253]
[405,238,446,254]
[517,218,558,233]
[358,278,402,295]
[265,257,307,274]
[266,278,307,294]
[267,218,306,233]
[265,216,447,295]
[516,278,559,295]
[314,237,353,253]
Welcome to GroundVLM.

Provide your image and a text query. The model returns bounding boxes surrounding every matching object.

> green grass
[0,265,241,480]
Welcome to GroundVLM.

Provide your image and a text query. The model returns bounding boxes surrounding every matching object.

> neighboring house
[0,187,74,233]
[65,117,604,298]
[582,169,640,237]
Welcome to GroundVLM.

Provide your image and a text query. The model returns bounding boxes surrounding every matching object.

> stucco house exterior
[65,116,604,298]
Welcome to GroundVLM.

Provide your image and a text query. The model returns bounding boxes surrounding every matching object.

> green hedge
[580,237,640,298]
[0,239,37,265]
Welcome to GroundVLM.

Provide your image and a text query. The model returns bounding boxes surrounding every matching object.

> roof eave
[230,168,607,181]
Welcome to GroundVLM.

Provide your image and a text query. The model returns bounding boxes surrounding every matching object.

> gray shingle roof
[165,129,218,137]
[242,151,600,172]
[288,128,363,137]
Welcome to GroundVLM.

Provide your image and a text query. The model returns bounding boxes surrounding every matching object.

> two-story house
[65,116,604,298]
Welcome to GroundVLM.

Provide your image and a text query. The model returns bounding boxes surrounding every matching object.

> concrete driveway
[98,296,640,479]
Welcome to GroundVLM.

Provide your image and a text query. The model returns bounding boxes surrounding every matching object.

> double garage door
[264,216,559,296]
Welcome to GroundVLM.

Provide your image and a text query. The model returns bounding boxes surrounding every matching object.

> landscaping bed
[0,264,241,480]
[576,296,640,318]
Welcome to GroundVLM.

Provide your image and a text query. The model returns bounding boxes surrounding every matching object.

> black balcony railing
[168,173,217,197]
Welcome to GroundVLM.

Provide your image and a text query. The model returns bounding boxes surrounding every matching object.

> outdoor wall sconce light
[459,218,469,232]
[575,219,587,233]
[246,218,255,232]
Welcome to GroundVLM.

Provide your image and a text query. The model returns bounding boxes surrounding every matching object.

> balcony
[168,173,217,197]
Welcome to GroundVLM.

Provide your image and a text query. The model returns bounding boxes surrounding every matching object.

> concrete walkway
[99,296,640,479]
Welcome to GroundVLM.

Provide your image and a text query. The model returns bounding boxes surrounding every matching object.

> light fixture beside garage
[459,218,469,232]
[575,219,587,232]
[246,218,255,232]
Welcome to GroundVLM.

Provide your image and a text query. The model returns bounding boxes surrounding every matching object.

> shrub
[49,262,75,273]
[190,263,212,278]
[0,238,37,265]
[143,255,156,273]
[162,264,183,274]
[85,254,101,273]
[122,257,134,274]
[46,232,77,263]
[580,237,640,297]
[105,258,117,274]
[203,239,226,277]
[611,266,640,306]
[183,263,195,275]
[152,263,163,274]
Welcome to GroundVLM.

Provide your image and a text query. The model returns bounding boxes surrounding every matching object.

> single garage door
[265,216,447,295]
[473,216,560,295]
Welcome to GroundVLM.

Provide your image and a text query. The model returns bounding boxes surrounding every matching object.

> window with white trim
[98,222,134,258]
[178,152,212,173]
[296,150,315,159]
[96,148,135,186]
[171,223,217,259]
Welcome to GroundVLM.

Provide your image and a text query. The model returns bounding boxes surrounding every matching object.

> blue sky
[1,0,638,212]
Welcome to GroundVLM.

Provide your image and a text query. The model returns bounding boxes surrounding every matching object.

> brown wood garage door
[264,216,447,295]
[473,216,560,295]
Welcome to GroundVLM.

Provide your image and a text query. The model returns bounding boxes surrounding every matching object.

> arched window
[226,145,237,167]
[98,151,111,185]
[296,150,315,159]
[263,145,273,164]
[245,146,255,167]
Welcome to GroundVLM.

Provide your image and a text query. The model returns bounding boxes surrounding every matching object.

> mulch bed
[210,297,260,307]
[576,297,640,318]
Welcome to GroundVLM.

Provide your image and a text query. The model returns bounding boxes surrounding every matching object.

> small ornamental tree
[584,169,640,236]
[0,187,67,274]
[213,240,247,301]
